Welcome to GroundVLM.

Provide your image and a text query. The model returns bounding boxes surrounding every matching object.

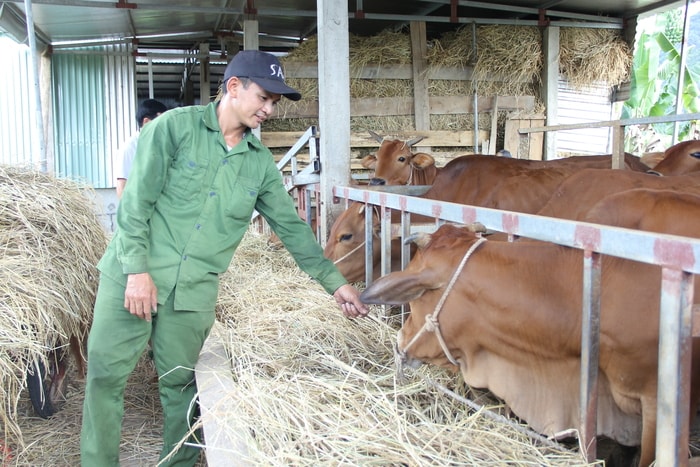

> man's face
[230,78,281,129]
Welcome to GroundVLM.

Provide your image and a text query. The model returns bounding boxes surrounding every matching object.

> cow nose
[369,178,386,186]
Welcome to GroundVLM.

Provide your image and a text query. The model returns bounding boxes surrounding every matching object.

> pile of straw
[202,231,595,465]
[0,165,107,446]
[559,28,632,91]
[471,25,543,98]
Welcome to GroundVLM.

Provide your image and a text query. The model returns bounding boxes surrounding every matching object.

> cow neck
[399,236,488,367]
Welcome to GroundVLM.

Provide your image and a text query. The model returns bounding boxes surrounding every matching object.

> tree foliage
[622,7,699,151]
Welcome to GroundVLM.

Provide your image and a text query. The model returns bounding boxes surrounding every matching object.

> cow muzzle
[369,177,387,186]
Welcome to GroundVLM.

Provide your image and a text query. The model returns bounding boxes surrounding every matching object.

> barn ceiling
[0,0,685,101]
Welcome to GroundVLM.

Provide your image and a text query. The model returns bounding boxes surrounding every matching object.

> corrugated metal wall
[557,79,614,156]
[52,43,136,188]
[0,37,41,167]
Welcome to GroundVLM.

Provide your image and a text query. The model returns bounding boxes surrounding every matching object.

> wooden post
[542,26,559,160]
[410,21,431,153]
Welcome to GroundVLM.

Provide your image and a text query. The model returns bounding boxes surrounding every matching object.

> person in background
[80,50,370,467]
[115,98,168,198]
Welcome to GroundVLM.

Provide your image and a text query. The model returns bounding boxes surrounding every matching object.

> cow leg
[69,334,86,378]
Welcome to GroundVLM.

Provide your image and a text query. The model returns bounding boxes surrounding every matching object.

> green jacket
[99,102,347,311]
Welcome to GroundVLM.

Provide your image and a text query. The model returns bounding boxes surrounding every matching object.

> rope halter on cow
[397,236,488,368]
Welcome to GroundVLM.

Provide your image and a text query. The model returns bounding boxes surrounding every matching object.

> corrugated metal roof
[0,0,684,101]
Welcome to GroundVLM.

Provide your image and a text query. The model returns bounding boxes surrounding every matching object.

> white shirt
[114,132,140,181]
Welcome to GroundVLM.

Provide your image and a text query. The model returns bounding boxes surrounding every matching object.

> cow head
[361,131,433,186]
[324,202,381,282]
[644,139,700,176]
[361,224,486,376]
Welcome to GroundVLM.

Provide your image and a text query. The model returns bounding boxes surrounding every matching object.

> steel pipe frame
[335,185,699,466]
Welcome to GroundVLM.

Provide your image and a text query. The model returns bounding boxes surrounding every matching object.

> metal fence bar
[334,184,699,464]
[657,268,694,467]
[364,202,375,287]
[580,250,601,462]
[336,186,700,273]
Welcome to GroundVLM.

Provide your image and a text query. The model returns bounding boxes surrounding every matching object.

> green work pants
[80,274,215,466]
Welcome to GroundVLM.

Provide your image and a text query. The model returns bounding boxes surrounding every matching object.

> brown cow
[325,153,648,281]
[583,188,700,236]
[360,223,700,467]
[361,131,439,186]
[645,139,700,176]
[537,168,700,221]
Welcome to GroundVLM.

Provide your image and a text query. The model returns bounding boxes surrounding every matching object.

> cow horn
[406,136,425,147]
[405,232,432,248]
[368,130,384,143]
[467,222,487,233]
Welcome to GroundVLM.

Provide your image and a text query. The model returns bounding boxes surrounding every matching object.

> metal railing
[517,112,700,163]
[253,126,321,235]
[334,184,699,466]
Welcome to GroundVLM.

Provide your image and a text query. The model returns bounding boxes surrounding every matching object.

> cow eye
[340,234,353,242]
[398,157,406,162]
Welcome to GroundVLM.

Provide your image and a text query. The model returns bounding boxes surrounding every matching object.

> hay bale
[472,25,542,98]
[560,28,632,90]
[0,165,108,446]
[203,231,595,465]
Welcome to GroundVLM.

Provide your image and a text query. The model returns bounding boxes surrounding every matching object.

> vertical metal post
[364,203,374,286]
[148,57,154,98]
[580,249,601,463]
[656,268,694,467]
[24,0,47,172]
[672,0,692,144]
[380,205,392,277]
[611,124,625,170]
[400,209,412,323]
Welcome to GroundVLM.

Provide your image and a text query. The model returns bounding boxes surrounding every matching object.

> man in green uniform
[80,50,369,466]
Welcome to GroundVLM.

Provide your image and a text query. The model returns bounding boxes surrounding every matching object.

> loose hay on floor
[204,231,598,466]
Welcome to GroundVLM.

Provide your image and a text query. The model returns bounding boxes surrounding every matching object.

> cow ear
[361,154,378,170]
[360,270,428,305]
[411,153,436,169]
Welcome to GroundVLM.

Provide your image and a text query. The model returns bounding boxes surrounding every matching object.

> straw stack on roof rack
[200,231,597,465]
[0,165,107,445]
[560,27,632,91]
[271,24,630,137]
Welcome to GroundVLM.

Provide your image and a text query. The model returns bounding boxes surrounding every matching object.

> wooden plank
[488,96,499,155]
[195,321,253,466]
[272,95,535,119]
[282,62,532,83]
[261,129,490,148]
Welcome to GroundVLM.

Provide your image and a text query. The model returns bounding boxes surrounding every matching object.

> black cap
[223,50,301,101]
